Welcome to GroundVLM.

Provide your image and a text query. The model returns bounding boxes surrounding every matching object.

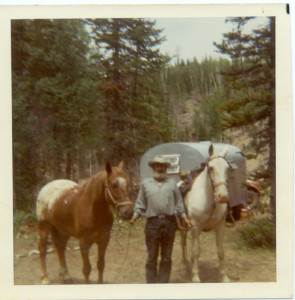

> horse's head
[207,144,230,204]
[105,161,134,220]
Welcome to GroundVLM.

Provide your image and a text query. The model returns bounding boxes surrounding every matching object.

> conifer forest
[12,17,275,215]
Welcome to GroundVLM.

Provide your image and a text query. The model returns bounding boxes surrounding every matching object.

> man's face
[153,163,167,174]
[153,163,167,181]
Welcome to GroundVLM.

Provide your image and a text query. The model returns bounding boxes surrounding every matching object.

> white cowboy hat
[148,155,171,168]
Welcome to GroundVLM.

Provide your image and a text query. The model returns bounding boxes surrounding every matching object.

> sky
[154,17,270,64]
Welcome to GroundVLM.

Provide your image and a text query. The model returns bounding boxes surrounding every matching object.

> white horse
[180,144,231,283]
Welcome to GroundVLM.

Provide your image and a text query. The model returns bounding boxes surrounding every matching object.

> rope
[226,203,236,227]
[113,221,132,282]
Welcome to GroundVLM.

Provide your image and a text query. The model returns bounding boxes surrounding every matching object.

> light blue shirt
[134,177,187,219]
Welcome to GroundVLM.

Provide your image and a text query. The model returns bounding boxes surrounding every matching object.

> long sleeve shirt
[133,177,187,219]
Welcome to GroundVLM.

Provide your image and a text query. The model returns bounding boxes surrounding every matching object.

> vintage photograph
[0,3,293,300]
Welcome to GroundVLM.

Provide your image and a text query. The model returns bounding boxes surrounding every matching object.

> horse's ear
[105,161,112,175]
[118,161,124,169]
[209,144,214,157]
[221,146,229,157]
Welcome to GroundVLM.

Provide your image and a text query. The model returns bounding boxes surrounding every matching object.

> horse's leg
[97,229,111,284]
[214,220,230,283]
[51,226,71,282]
[97,240,109,284]
[38,221,51,284]
[79,239,92,284]
[191,225,202,283]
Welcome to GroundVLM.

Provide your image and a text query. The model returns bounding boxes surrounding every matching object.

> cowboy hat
[148,155,171,168]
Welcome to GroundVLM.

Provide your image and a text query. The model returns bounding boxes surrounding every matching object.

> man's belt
[149,215,174,220]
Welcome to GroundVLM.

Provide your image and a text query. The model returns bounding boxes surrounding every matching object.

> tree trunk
[66,152,72,180]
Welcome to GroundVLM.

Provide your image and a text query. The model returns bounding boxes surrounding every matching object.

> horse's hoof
[59,272,71,282]
[180,260,189,270]
[41,277,50,285]
[63,277,73,283]
[221,275,231,283]
[192,275,201,283]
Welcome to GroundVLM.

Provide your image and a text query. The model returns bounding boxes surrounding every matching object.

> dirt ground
[14,215,276,285]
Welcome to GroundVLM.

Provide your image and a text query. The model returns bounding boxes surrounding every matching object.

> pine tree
[87,18,170,162]
[12,19,99,210]
[161,56,229,141]
[214,17,276,214]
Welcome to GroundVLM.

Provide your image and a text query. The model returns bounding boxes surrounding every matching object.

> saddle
[178,163,206,198]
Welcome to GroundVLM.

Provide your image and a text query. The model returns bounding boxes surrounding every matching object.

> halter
[207,156,230,192]
[105,181,133,208]
[195,155,230,225]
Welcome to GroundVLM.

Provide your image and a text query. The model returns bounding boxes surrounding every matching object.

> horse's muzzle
[119,205,134,220]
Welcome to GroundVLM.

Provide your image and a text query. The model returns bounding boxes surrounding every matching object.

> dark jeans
[145,216,177,283]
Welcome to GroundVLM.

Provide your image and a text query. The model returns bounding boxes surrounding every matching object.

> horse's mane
[190,163,206,178]
[179,163,206,198]
[78,170,107,205]
[78,165,128,204]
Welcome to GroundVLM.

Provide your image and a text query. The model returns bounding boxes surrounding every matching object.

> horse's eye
[112,182,118,189]
[209,166,213,172]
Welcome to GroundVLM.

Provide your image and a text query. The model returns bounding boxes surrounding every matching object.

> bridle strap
[209,155,225,161]
[105,181,132,208]
[213,181,228,188]
[209,155,232,168]
[207,156,229,191]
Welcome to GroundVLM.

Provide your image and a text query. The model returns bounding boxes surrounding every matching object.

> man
[130,155,192,283]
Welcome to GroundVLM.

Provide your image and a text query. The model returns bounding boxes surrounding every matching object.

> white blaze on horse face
[116,176,133,220]
[209,157,229,203]
[36,180,78,221]
[118,177,127,190]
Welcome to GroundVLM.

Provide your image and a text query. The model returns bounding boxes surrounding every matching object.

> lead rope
[113,222,132,282]
[104,180,132,282]
[226,202,236,227]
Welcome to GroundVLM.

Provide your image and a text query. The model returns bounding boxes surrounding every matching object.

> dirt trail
[14,217,275,285]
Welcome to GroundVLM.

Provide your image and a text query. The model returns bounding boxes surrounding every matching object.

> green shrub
[13,210,27,236]
[236,216,276,249]
[13,210,37,236]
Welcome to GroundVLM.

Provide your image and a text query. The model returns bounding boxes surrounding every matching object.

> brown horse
[36,161,133,284]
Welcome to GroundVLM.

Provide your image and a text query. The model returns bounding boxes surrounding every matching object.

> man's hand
[183,217,192,230]
[130,215,137,225]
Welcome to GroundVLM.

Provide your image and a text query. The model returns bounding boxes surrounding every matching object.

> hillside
[177,99,269,177]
